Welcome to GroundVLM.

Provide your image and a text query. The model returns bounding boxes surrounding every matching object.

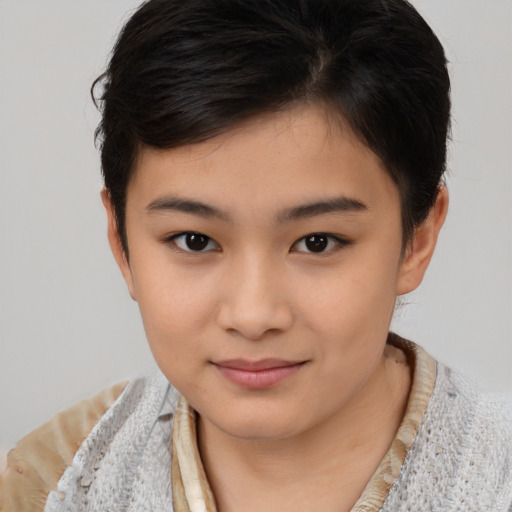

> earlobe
[397,186,449,295]
[100,189,137,300]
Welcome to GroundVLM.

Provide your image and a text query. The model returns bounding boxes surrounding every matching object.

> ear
[101,189,137,300]
[397,186,449,295]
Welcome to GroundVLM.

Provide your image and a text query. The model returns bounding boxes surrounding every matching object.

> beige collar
[171,334,437,512]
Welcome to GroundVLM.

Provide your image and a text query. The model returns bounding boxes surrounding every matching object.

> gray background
[1,0,511,458]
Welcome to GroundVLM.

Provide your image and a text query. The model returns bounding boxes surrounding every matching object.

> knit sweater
[1,340,511,511]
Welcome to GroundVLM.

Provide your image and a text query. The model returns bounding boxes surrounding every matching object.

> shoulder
[438,365,512,492]
[435,363,512,449]
[387,361,512,511]
[437,364,512,509]
[0,379,145,512]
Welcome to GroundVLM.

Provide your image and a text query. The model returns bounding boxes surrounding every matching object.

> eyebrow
[146,195,368,223]
[146,197,231,221]
[275,196,368,223]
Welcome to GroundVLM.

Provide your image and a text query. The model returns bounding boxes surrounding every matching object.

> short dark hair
[93,0,451,253]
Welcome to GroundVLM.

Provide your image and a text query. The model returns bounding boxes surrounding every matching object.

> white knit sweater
[42,363,512,512]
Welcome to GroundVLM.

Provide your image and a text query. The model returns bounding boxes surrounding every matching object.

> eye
[170,232,220,252]
[292,233,347,254]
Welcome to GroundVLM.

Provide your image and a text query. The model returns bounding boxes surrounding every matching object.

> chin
[210,410,306,442]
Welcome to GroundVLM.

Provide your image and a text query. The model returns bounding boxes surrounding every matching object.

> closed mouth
[212,359,307,389]
[212,358,305,371]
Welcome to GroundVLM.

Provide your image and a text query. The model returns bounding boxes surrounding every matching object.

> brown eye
[172,232,219,252]
[304,234,328,252]
[185,233,209,251]
[292,233,348,254]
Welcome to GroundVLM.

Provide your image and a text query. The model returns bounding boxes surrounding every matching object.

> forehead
[127,104,400,218]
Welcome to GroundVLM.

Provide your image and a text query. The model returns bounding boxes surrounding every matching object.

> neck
[197,344,411,512]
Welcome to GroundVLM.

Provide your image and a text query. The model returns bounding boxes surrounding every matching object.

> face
[107,104,434,441]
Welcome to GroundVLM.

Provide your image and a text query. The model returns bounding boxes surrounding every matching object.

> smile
[212,359,306,389]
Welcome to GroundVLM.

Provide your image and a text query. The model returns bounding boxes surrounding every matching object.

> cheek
[295,261,399,408]
[130,257,219,367]
[297,253,399,337]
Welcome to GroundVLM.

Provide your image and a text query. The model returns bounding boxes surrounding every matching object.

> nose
[216,254,294,340]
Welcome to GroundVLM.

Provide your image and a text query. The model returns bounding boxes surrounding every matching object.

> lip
[212,359,306,389]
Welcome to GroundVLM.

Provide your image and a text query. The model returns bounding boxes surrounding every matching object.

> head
[93,0,450,254]
[94,0,450,441]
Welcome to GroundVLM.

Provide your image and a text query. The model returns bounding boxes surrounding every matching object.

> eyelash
[167,232,220,253]
[165,231,352,255]
[291,233,351,255]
